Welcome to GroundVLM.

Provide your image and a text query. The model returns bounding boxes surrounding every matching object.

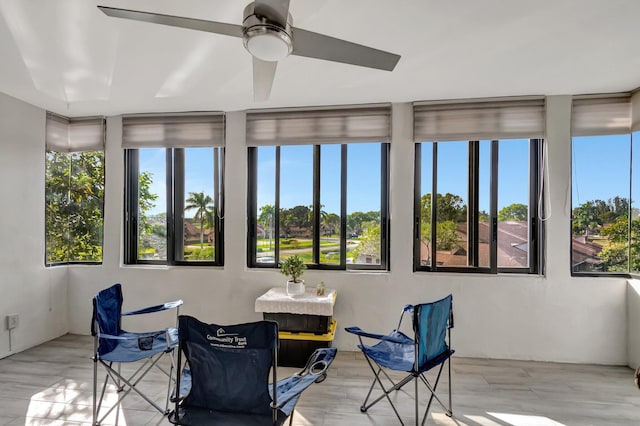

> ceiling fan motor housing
[242,3,293,62]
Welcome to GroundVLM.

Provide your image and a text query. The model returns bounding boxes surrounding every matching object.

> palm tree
[259,204,275,249]
[185,191,213,249]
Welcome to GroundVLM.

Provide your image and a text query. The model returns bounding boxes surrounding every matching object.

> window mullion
[313,145,321,264]
[166,149,177,264]
[380,142,390,270]
[125,150,139,264]
[468,141,480,267]
[275,146,281,264]
[413,143,422,271]
[431,143,438,271]
[246,148,257,266]
[213,147,221,264]
[340,144,347,268]
[490,140,499,273]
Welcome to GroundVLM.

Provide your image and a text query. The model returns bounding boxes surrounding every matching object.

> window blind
[46,113,105,152]
[631,91,640,132]
[413,98,546,142]
[571,95,631,137]
[245,105,391,146]
[122,113,225,148]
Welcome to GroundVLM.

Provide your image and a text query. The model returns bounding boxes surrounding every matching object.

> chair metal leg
[164,351,176,414]
[418,362,452,425]
[415,376,419,426]
[448,357,453,417]
[359,352,410,425]
[92,355,98,426]
[95,354,168,424]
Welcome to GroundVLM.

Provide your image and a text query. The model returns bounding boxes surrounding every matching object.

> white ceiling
[1,0,640,117]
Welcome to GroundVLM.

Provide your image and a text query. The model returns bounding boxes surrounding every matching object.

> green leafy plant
[280,254,306,283]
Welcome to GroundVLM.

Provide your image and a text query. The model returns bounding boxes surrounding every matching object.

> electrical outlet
[6,314,18,330]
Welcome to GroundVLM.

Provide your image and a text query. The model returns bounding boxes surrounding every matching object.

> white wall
[0,92,68,358]
[628,279,640,368]
[61,96,629,365]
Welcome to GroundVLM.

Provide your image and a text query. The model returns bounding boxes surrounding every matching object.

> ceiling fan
[98,0,401,101]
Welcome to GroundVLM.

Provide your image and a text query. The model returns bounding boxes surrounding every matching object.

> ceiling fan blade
[291,27,400,71]
[97,6,243,38]
[253,57,277,101]
[254,0,291,26]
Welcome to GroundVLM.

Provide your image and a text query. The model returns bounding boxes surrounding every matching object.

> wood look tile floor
[0,334,639,425]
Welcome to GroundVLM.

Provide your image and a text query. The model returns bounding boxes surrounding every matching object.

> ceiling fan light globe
[244,28,292,62]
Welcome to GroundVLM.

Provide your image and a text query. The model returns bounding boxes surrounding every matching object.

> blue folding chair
[345,294,454,425]
[91,283,183,425]
[169,315,337,426]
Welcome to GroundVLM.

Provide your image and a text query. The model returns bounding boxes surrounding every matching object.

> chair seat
[359,330,415,372]
[99,328,178,362]
[173,408,288,426]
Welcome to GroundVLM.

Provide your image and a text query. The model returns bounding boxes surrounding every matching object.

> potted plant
[280,255,307,296]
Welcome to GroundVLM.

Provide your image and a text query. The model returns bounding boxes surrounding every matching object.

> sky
[572,134,634,208]
[256,143,382,215]
[421,139,531,213]
[140,147,215,216]
[138,134,637,218]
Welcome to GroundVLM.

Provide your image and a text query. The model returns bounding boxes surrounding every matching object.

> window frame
[123,147,225,266]
[45,150,105,266]
[247,142,390,271]
[570,133,632,277]
[413,139,543,274]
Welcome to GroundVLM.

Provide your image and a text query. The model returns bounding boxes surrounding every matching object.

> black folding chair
[169,315,337,425]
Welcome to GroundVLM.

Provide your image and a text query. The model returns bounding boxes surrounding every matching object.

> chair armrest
[273,348,337,410]
[122,299,184,316]
[345,326,412,344]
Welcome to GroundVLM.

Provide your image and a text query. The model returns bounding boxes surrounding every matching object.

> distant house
[184,220,213,244]
[420,221,531,267]
[419,221,605,271]
[571,236,604,272]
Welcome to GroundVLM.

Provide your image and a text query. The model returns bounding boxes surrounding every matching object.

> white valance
[571,95,631,137]
[46,113,105,152]
[631,91,640,132]
[122,113,225,148]
[246,105,391,146]
[413,97,545,141]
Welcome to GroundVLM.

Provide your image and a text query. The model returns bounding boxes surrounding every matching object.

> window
[45,114,105,265]
[123,114,225,265]
[413,99,545,273]
[571,95,635,274]
[246,106,391,270]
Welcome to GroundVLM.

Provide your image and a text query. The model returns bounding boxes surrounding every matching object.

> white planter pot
[286,279,305,296]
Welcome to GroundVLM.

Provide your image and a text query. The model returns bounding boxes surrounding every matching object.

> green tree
[185,191,213,249]
[258,204,275,247]
[347,211,380,234]
[498,203,528,221]
[419,193,464,252]
[136,171,159,254]
[597,215,640,272]
[45,151,105,263]
[572,197,630,236]
[421,193,467,224]
[352,222,381,262]
[280,205,312,235]
[572,201,601,236]
[307,204,328,231]
[324,213,340,236]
